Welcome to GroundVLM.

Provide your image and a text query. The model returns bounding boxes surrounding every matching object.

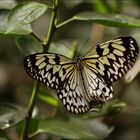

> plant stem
[31,32,42,43]
[20,0,59,139]
[56,18,74,29]
[20,81,40,140]
[43,0,59,52]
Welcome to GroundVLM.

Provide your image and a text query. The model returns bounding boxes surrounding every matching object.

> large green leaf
[28,117,112,139]
[57,12,140,28]
[0,13,32,35]
[6,2,48,34]
[74,12,140,27]
[0,103,26,129]
[0,10,32,35]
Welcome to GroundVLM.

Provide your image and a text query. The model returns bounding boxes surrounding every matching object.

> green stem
[31,32,42,43]
[56,18,74,29]
[20,81,40,140]
[20,0,59,139]
[43,0,59,52]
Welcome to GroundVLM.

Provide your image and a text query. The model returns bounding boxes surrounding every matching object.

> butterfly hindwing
[82,65,113,102]
[58,63,113,114]
[57,68,90,114]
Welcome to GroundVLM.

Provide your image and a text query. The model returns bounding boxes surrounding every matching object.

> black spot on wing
[53,54,60,65]
[45,56,49,63]
[48,68,53,79]
[62,68,66,75]
[96,45,104,57]
[102,87,106,92]
[95,62,100,69]
[108,43,114,53]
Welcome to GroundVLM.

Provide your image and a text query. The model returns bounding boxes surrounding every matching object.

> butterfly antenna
[77,37,92,56]
[59,41,78,58]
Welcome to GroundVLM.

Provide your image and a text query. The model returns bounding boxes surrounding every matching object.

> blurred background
[0,0,140,140]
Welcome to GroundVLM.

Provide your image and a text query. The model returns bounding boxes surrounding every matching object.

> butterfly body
[24,37,139,114]
[74,56,84,71]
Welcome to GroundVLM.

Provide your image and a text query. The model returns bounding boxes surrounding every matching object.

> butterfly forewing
[24,53,75,89]
[84,37,139,83]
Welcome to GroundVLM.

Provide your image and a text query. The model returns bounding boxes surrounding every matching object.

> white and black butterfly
[24,37,139,114]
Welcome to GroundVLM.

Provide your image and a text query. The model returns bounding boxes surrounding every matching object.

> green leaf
[28,117,113,139]
[38,88,58,107]
[0,103,27,130]
[102,100,126,116]
[94,0,108,13]
[107,102,125,116]
[74,12,140,27]
[29,118,98,139]
[6,1,48,34]
[39,94,58,107]
[7,24,32,35]
[0,10,32,35]
[57,12,140,28]
[15,35,42,54]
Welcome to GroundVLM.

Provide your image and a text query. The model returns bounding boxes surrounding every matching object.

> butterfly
[24,37,139,114]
